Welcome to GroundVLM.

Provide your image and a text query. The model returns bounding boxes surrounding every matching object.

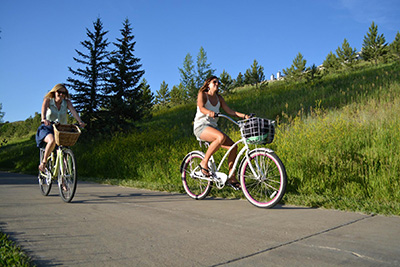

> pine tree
[244,59,265,85]
[107,18,145,128]
[219,70,233,94]
[362,21,388,65]
[0,103,4,123]
[336,38,357,67]
[196,47,215,89]
[390,31,400,61]
[235,72,244,88]
[139,78,154,119]
[178,53,196,100]
[67,17,110,129]
[155,81,170,106]
[323,51,340,72]
[283,52,307,81]
[170,83,187,106]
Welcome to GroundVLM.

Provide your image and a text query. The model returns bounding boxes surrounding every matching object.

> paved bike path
[0,171,399,266]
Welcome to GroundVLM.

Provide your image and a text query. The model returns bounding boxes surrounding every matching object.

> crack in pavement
[211,213,376,266]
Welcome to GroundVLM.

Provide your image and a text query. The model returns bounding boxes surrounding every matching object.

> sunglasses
[57,90,67,95]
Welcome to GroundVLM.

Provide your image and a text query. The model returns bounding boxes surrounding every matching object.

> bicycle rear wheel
[239,148,287,208]
[38,149,52,196]
[58,148,77,203]
[180,151,211,200]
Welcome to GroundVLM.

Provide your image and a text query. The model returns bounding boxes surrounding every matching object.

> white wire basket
[238,117,275,144]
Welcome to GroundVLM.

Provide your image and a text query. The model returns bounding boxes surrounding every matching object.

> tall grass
[1,62,399,215]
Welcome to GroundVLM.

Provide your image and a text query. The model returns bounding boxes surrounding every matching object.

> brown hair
[199,76,219,93]
[44,83,70,100]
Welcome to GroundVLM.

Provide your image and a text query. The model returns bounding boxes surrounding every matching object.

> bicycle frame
[48,147,65,179]
[203,114,267,183]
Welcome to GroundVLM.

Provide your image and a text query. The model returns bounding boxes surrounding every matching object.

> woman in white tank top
[193,76,250,189]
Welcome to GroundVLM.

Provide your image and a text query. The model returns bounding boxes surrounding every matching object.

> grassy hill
[1,62,399,215]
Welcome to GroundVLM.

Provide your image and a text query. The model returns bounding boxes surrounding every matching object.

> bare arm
[67,100,86,127]
[197,92,216,118]
[41,98,51,125]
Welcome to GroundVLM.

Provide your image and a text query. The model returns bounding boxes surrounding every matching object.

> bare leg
[39,134,56,172]
[199,127,239,184]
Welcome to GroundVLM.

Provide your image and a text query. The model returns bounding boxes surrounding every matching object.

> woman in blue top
[193,76,250,189]
[36,84,85,172]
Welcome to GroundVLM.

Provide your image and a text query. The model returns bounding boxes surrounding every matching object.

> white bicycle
[180,114,287,208]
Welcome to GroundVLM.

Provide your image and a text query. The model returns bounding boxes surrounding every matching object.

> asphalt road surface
[1,171,399,266]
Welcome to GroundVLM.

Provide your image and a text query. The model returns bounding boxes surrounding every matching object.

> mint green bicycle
[38,123,80,203]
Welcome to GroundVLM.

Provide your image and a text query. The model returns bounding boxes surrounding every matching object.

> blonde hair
[199,76,219,93]
[44,83,70,100]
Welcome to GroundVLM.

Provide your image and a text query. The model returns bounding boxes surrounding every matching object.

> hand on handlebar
[207,111,218,118]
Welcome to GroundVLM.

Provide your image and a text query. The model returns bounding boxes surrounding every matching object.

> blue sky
[1,0,399,122]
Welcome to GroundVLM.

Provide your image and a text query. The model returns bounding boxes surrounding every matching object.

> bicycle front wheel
[180,151,211,200]
[38,149,52,196]
[239,148,287,208]
[58,148,77,203]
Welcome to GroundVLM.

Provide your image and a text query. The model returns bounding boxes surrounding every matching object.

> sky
[1,0,400,123]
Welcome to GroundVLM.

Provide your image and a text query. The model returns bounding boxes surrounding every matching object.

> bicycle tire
[58,148,77,203]
[238,148,287,208]
[180,151,212,200]
[38,149,52,196]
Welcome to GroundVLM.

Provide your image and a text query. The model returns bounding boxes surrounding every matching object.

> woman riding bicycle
[193,76,250,189]
[36,83,85,173]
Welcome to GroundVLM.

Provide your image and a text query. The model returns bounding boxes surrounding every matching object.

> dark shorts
[35,124,54,148]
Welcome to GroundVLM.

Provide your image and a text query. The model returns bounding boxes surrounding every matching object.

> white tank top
[194,93,220,129]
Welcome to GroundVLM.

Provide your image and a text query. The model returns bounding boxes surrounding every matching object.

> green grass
[1,61,400,215]
[0,232,36,267]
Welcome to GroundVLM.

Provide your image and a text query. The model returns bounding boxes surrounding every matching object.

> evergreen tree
[107,18,145,128]
[283,52,307,81]
[155,81,170,106]
[235,72,244,88]
[336,38,357,67]
[196,47,215,89]
[0,103,4,123]
[219,70,233,94]
[170,83,187,106]
[390,31,400,61]
[362,21,388,65]
[178,53,196,100]
[67,17,110,129]
[139,78,154,119]
[244,59,265,85]
[323,51,340,72]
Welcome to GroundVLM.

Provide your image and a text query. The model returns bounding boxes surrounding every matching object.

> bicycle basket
[53,124,81,146]
[238,117,275,144]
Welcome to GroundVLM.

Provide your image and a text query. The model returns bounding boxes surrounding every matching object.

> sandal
[227,179,241,190]
[198,164,211,177]
[38,162,46,173]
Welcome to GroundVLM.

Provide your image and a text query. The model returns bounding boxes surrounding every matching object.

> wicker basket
[53,124,81,146]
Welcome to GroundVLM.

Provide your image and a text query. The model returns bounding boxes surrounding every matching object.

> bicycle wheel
[180,151,212,200]
[58,148,77,203]
[238,148,287,208]
[38,149,52,196]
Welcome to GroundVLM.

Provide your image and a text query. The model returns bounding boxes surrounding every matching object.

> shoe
[227,179,241,190]
[198,164,211,177]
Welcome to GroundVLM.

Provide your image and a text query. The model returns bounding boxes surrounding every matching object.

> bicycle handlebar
[211,113,255,126]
